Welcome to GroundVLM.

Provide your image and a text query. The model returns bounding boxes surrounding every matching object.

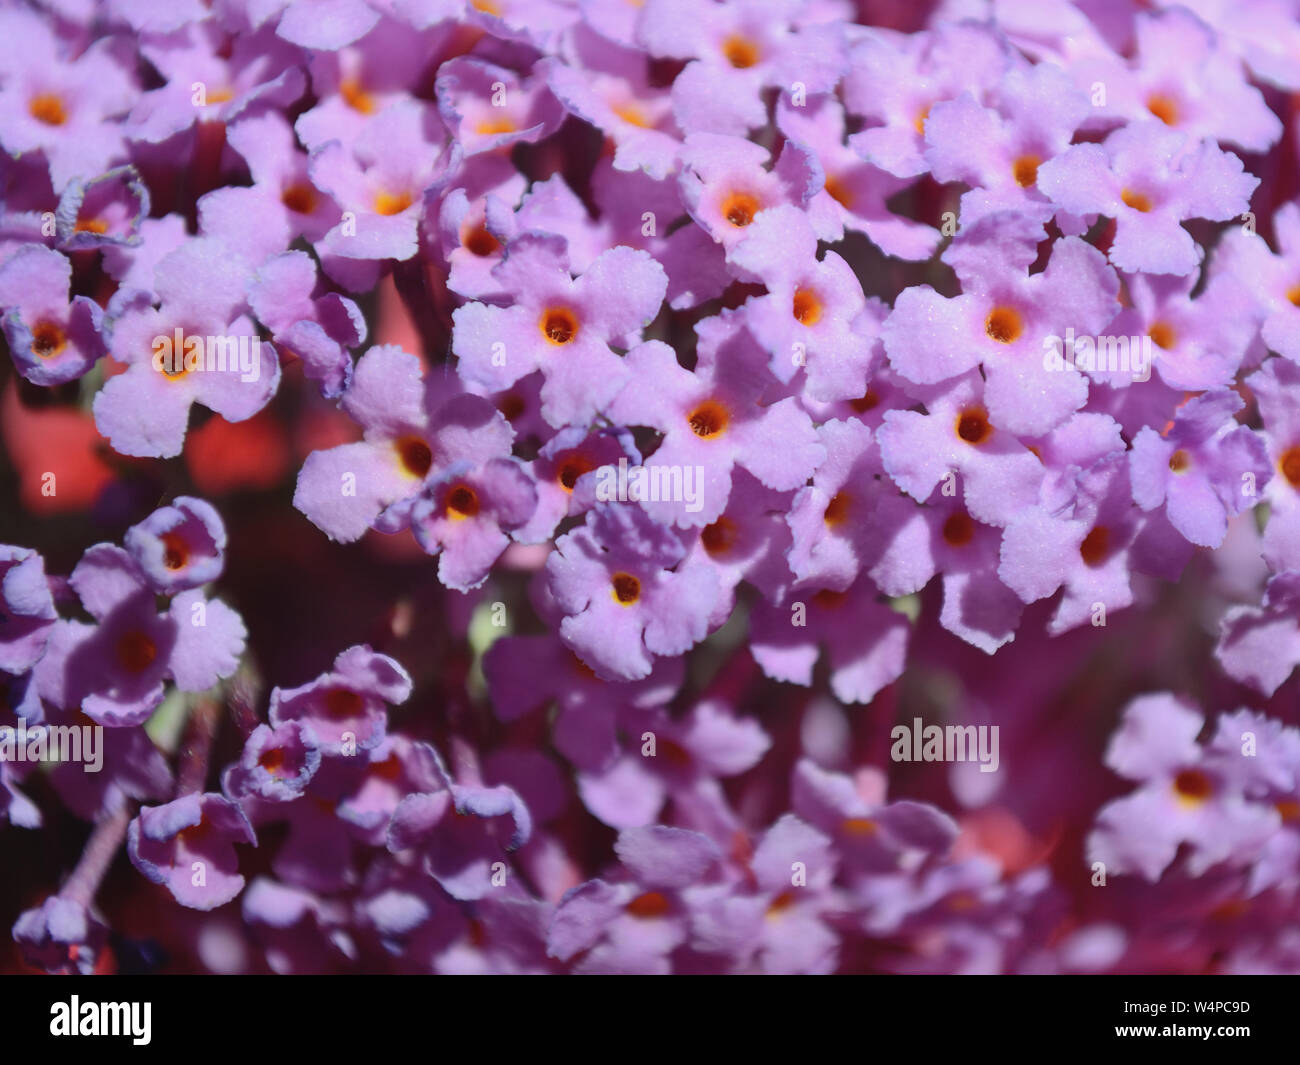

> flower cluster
[2,0,1300,975]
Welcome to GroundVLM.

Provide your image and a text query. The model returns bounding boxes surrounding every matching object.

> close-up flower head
[1,0,1299,1021]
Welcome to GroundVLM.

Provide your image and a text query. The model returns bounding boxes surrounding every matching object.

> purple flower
[94,237,281,458]
[452,235,668,427]
[128,792,257,910]
[12,896,108,975]
[124,496,227,594]
[606,332,824,528]
[0,244,107,386]
[294,357,515,543]
[1129,389,1271,547]
[411,458,538,591]
[546,504,724,683]
[749,574,910,705]
[1037,123,1258,276]
[388,742,532,901]
[269,644,412,756]
[1088,694,1280,880]
[1216,572,1300,697]
[0,546,57,676]
[226,721,324,803]
[35,545,246,726]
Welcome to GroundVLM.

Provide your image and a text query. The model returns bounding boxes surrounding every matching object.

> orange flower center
[161,531,190,570]
[340,78,375,114]
[792,287,823,326]
[700,516,738,556]
[1146,93,1179,126]
[540,307,579,345]
[611,571,641,605]
[1173,768,1213,807]
[1079,525,1111,567]
[1012,154,1040,188]
[395,436,433,479]
[823,492,851,526]
[29,92,66,125]
[687,400,729,438]
[1278,446,1300,488]
[626,891,672,917]
[956,408,993,446]
[258,748,287,774]
[824,175,853,209]
[721,34,760,68]
[841,817,878,836]
[721,191,760,228]
[850,390,878,413]
[462,223,499,257]
[942,511,975,546]
[445,483,480,520]
[1148,321,1176,350]
[31,320,67,358]
[324,687,364,718]
[985,306,1023,344]
[1168,449,1191,473]
[281,182,317,214]
[556,454,595,491]
[373,191,413,216]
[116,630,158,674]
[1121,188,1152,213]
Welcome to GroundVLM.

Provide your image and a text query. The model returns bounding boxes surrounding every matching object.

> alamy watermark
[594,457,705,513]
[891,717,1000,773]
[151,328,263,383]
[1042,328,1154,382]
[0,722,103,773]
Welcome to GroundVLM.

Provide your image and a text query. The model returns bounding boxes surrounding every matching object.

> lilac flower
[124,497,227,595]
[226,721,324,803]
[0,546,57,676]
[677,132,829,254]
[268,644,412,756]
[876,371,1045,528]
[12,897,108,975]
[842,22,1018,178]
[547,825,721,974]
[0,244,106,386]
[435,57,562,157]
[637,0,846,137]
[775,94,939,260]
[922,63,1090,228]
[54,166,149,251]
[128,792,257,910]
[388,743,531,901]
[309,99,456,265]
[1216,572,1300,697]
[1110,269,1257,391]
[1212,201,1300,364]
[35,545,246,726]
[998,453,1189,635]
[1248,357,1300,572]
[411,458,538,592]
[546,504,724,683]
[1129,390,1271,548]
[0,23,136,191]
[749,575,909,705]
[1088,694,1279,880]
[882,226,1118,436]
[93,237,281,458]
[606,333,824,528]
[729,205,877,402]
[452,235,668,427]
[247,250,364,399]
[693,814,842,975]
[1036,123,1258,276]
[294,346,513,542]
